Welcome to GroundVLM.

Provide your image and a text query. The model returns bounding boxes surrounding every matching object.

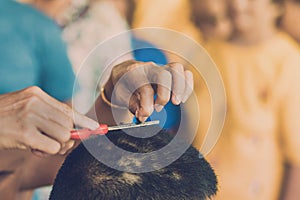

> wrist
[100,87,127,110]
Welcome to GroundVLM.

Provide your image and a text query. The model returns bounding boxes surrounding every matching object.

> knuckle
[22,128,34,144]
[146,61,156,66]
[24,86,42,95]
[140,85,154,95]
[169,62,184,70]
[19,97,39,116]
[157,70,172,88]
[127,62,140,71]
[23,111,35,121]
[24,95,39,109]
[160,70,172,80]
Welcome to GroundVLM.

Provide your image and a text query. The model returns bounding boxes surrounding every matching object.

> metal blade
[107,120,160,131]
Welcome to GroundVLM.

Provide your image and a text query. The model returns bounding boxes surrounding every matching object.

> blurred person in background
[189,0,300,199]
[189,0,232,41]
[133,0,202,61]
[61,0,133,114]
[280,0,300,44]
[2,1,193,199]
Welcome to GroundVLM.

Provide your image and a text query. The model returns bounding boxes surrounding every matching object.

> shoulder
[270,32,300,56]
[1,1,60,37]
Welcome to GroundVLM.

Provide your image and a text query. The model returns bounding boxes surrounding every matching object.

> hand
[103,60,193,122]
[0,86,99,155]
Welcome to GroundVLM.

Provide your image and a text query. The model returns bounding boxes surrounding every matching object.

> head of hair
[50,126,217,200]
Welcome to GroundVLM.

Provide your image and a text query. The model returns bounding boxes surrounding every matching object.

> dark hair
[50,126,217,200]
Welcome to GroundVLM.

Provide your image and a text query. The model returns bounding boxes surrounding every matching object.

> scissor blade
[107,120,160,131]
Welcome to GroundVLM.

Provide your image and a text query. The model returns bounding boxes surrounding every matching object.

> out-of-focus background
[5,0,300,199]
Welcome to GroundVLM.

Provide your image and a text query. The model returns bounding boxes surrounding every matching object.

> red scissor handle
[70,124,108,140]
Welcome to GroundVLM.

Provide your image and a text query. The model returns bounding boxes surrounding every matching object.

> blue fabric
[0,0,75,102]
[131,37,181,130]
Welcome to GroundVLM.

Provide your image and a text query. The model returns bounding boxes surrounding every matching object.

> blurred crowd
[2,0,300,199]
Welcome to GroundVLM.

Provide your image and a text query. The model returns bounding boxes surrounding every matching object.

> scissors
[70,120,160,140]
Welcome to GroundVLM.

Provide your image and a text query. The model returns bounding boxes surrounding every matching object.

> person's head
[280,0,300,43]
[190,0,232,41]
[50,126,217,200]
[227,0,283,41]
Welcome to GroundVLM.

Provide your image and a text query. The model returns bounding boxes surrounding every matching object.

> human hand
[0,86,99,155]
[103,60,193,122]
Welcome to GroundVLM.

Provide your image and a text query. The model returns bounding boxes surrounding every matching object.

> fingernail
[172,95,181,105]
[154,104,164,112]
[135,110,139,118]
[182,96,188,103]
[60,150,67,155]
[69,141,75,148]
[139,116,148,122]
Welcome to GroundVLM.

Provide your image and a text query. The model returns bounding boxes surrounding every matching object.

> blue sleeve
[38,24,76,102]
[132,37,168,65]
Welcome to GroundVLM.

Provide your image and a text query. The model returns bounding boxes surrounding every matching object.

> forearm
[18,154,64,190]
[280,165,300,200]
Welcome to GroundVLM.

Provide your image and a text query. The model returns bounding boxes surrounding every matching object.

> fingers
[182,70,194,103]
[18,87,97,155]
[73,110,99,130]
[26,129,61,155]
[107,61,194,121]
[135,85,155,122]
[32,88,99,130]
[167,63,186,105]
[59,140,75,155]
[153,69,172,111]
[30,112,70,143]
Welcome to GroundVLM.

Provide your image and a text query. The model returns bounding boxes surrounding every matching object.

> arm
[18,60,193,190]
[280,165,300,200]
[279,58,300,200]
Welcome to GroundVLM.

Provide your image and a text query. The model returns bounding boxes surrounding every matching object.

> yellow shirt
[192,32,300,200]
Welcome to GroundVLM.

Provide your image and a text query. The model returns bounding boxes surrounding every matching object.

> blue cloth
[0,0,75,102]
[131,37,181,130]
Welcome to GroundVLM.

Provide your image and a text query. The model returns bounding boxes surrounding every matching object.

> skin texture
[103,60,193,122]
[0,60,193,199]
[0,86,98,154]
[281,0,300,43]
[279,2,300,199]
[227,0,281,45]
[226,1,300,199]
[190,0,299,199]
[49,126,217,200]
[189,0,232,41]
